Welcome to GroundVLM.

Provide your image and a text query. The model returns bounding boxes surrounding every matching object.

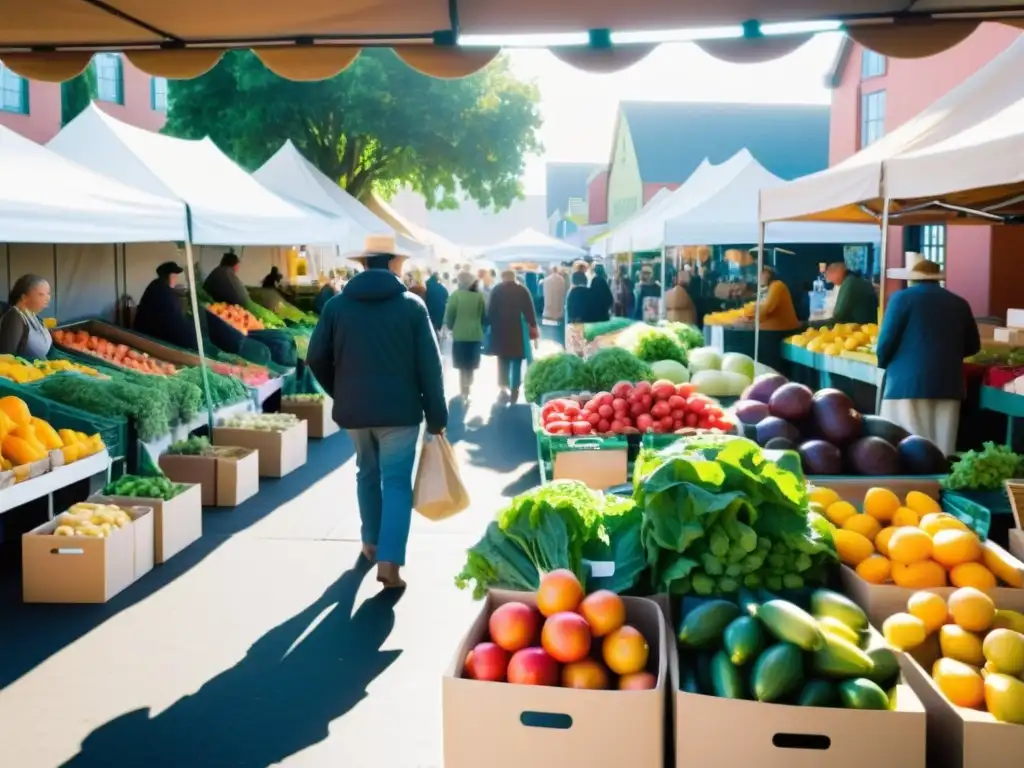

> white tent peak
[477,226,586,265]
[48,105,332,245]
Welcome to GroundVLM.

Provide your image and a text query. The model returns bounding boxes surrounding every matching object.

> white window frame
[151,76,168,111]
[861,50,886,80]
[0,63,28,114]
[860,90,886,148]
[94,53,124,104]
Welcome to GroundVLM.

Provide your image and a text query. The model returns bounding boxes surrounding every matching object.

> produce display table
[252,375,285,407]
[979,385,1024,445]
[138,400,255,466]
[705,324,790,374]
[781,345,881,414]
[0,450,111,518]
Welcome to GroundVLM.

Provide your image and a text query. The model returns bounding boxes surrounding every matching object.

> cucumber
[817,616,861,647]
[796,679,840,708]
[864,646,900,688]
[838,678,889,710]
[710,650,748,699]
[678,600,742,649]
[680,657,700,694]
[695,652,715,695]
[751,643,805,702]
[811,589,868,633]
[723,616,764,666]
[756,600,825,651]
[812,631,876,678]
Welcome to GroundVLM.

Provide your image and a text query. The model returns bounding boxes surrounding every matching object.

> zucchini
[817,616,861,647]
[864,646,900,688]
[723,616,764,666]
[838,678,889,710]
[695,652,715,695]
[796,679,840,708]
[812,631,876,678]
[710,651,748,699]
[680,658,700,694]
[678,600,742,649]
[757,600,825,651]
[811,589,868,633]
[751,642,805,702]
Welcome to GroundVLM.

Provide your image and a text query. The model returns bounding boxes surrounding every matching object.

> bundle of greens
[177,366,248,406]
[942,441,1024,491]
[616,324,688,365]
[660,321,705,351]
[583,317,635,342]
[39,374,171,441]
[166,435,215,456]
[244,300,285,330]
[586,347,654,392]
[634,435,837,596]
[455,481,645,599]
[523,352,595,404]
[116,370,203,424]
[103,474,185,500]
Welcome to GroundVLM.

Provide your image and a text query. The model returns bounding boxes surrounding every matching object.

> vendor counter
[704,323,792,376]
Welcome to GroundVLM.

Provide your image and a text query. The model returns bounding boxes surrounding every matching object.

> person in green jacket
[445,271,486,402]
[820,262,879,326]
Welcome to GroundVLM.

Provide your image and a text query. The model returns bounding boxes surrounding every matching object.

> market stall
[476,227,587,267]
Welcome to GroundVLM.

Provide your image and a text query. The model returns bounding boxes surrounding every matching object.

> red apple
[464,642,509,682]
[619,671,657,690]
[541,611,592,663]
[489,602,540,653]
[507,647,559,686]
[562,659,610,689]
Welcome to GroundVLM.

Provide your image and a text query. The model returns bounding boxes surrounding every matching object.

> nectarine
[579,590,626,638]
[489,602,539,652]
[602,625,649,676]
[618,671,656,690]
[464,642,509,682]
[562,659,610,690]
[541,611,592,663]
[507,647,559,686]
[536,569,584,617]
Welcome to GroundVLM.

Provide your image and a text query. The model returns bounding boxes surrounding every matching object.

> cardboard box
[281,397,339,439]
[212,421,307,478]
[899,650,1024,768]
[993,327,1024,345]
[816,477,941,506]
[442,590,666,768]
[1010,529,1024,562]
[840,542,1024,626]
[91,483,203,564]
[159,447,260,507]
[1006,308,1024,329]
[22,505,154,603]
[656,595,927,768]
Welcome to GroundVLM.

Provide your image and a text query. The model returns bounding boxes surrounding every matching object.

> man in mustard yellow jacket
[748,266,800,332]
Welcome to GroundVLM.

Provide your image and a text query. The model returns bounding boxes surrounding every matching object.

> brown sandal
[376,562,406,589]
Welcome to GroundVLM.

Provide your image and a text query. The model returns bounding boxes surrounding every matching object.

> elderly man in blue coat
[876,254,980,456]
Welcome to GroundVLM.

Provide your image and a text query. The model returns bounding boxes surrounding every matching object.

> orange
[826,501,858,527]
[892,560,947,589]
[863,487,901,523]
[947,587,996,633]
[843,514,883,542]
[905,491,941,516]
[931,529,983,569]
[891,507,920,528]
[950,562,998,592]
[602,625,649,676]
[920,513,969,538]
[908,591,948,634]
[933,658,985,709]
[888,527,934,565]
[834,529,875,567]
[536,569,584,617]
[875,526,898,557]
[856,554,892,585]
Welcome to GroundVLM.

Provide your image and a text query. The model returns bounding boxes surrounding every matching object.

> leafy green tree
[164,49,543,209]
[61,66,97,126]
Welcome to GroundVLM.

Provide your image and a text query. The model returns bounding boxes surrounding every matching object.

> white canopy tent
[48,105,336,246]
[665,155,881,246]
[0,123,186,245]
[477,227,586,266]
[254,140,424,264]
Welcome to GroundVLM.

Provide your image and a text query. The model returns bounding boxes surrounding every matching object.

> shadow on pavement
[0,433,355,691]
[62,554,400,768]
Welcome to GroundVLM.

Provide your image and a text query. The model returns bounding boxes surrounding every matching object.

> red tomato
[659,416,674,431]
[652,422,666,434]
[671,409,685,420]
[618,416,633,428]
[597,419,611,434]
[609,420,624,433]
[704,407,723,419]
[584,399,599,412]
[630,403,647,419]
[684,413,698,428]
[610,382,633,399]
[572,421,593,435]
[633,381,652,396]
[547,421,572,435]
[564,405,582,420]
[598,404,614,419]
[650,401,671,419]
[598,393,614,407]
[586,412,602,426]
[672,419,685,431]
[687,400,708,415]
[635,414,654,433]
[641,394,653,408]
[612,398,628,413]
[545,411,567,425]
[697,415,713,430]
[541,403,559,420]
[676,383,697,398]
[651,381,676,400]
[667,395,687,411]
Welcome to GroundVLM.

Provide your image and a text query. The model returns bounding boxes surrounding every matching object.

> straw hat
[345,234,409,265]
[886,252,945,281]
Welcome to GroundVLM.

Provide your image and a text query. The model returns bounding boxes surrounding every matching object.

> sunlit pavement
[0,359,539,768]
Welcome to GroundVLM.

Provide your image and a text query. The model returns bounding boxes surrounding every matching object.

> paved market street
[0,363,539,768]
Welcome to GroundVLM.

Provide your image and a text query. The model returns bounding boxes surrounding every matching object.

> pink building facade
[828,23,1022,317]
[0,54,167,144]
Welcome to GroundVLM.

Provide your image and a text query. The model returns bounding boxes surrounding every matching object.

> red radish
[610,420,624,433]
[685,413,698,427]
[611,382,633,398]
[548,411,567,423]
[564,405,581,420]
[652,422,666,434]
[651,381,675,400]
[668,395,686,410]
[547,421,573,434]
[688,400,708,415]
[630,403,647,419]
[633,381,652,396]
[586,412,602,426]
[611,398,628,413]
[641,394,652,408]
[676,383,697,397]
[650,401,671,419]
[598,404,614,419]
[636,414,654,432]
[597,419,611,433]
[572,421,593,435]
[673,419,684,431]
[583,399,599,412]
[597,392,613,406]
[671,409,685,420]
[659,416,674,431]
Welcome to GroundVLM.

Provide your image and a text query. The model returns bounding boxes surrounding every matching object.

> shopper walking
[541,265,567,344]
[424,271,450,336]
[306,235,447,589]
[487,269,539,405]
[445,271,486,402]
[589,264,614,323]
[876,255,980,455]
[565,268,592,324]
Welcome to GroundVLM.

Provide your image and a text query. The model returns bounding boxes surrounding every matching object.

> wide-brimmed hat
[345,234,409,265]
[887,252,945,281]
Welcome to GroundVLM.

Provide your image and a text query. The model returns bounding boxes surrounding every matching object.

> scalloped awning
[2,1,1024,81]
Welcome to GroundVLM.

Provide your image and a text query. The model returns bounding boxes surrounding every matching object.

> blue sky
[507,32,844,195]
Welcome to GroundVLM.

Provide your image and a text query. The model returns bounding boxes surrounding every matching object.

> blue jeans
[347,425,420,566]
[497,357,523,391]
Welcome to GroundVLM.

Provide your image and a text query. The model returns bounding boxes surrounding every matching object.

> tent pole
[112,244,119,324]
[659,243,667,320]
[6,244,11,300]
[875,200,891,415]
[52,244,58,319]
[183,238,216,430]
[754,221,766,364]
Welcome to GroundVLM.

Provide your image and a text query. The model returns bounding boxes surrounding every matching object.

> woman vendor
[134,261,197,349]
[749,266,800,331]
[0,274,53,359]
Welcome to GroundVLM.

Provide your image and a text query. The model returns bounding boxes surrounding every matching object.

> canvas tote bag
[413,433,470,521]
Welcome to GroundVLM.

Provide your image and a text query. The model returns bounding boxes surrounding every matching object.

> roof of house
[545,161,603,217]
[825,37,855,89]
[617,101,831,184]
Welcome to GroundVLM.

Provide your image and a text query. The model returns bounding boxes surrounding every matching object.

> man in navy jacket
[876,255,980,455]
[307,236,448,589]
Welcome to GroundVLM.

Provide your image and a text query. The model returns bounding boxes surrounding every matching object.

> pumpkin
[1,435,45,466]
[30,418,63,450]
[0,395,31,427]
